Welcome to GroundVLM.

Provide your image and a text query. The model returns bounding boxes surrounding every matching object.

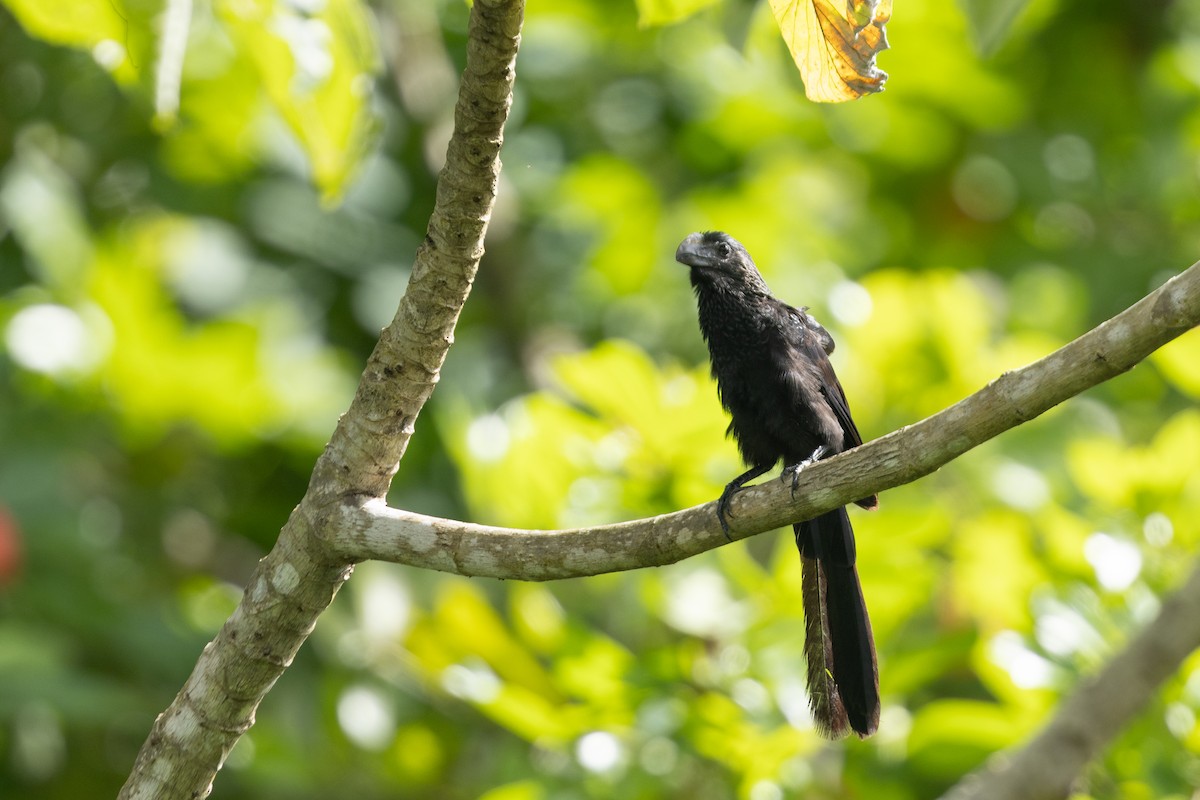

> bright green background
[2,0,1200,798]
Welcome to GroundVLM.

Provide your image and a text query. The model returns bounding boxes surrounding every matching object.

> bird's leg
[781,445,829,498]
[717,464,773,540]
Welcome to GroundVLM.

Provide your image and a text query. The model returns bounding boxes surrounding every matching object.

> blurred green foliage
[1,0,1200,798]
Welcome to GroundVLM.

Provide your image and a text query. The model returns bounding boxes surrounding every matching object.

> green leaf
[908,699,1030,777]
[3,0,383,200]
[0,146,93,291]
[950,510,1046,631]
[1154,331,1200,400]
[1,0,124,46]
[634,0,720,27]
[957,0,1054,56]
[0,0,156,84]
[480,683,580,742]
[556,156,662,295]
[435,581,560,699]
[84,217,353,445]
[958,0,1029,54]
[478,781,547,800]
[215,0,382,202]
[553,636,634,707]
[509,583,568,655]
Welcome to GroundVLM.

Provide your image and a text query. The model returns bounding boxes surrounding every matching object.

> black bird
[675,230,880,739]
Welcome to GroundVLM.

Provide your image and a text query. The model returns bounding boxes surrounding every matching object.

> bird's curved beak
[675,232,713,269]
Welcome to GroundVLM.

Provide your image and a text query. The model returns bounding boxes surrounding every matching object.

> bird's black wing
[773,304,861,447]
[777,303,876,508]
[817,356,864,450]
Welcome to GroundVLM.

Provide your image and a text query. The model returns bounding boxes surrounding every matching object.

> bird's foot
[716,482,741,541]
[781,446,829,498]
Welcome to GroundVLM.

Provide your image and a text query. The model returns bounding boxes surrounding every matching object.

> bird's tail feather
[796,508,880,738]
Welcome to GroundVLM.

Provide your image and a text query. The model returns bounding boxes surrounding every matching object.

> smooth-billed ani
[675,230,880,739]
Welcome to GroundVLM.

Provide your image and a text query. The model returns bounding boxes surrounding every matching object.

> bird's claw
[781,446,828,498]
[781,463,803,498]
[716,485,738,541]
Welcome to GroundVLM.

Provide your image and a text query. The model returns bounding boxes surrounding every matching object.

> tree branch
[118,1,523,796]
[333,260,1200,579]
[939,555,1200,800]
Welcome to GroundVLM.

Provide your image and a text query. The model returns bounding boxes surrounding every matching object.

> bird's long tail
[795,508,880,738]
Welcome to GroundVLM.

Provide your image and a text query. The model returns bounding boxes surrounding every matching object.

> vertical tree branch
[119,2,524,796]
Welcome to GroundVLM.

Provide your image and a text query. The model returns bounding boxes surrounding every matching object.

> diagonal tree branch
[118,1,524,797]
[939,554,1200,800]
[332,259,1200,579]
[310,0,523,504]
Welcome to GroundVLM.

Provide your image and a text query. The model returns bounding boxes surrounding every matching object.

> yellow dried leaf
[770,0,891,103]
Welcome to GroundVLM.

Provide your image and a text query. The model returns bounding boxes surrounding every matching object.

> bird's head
[675,231,769,294]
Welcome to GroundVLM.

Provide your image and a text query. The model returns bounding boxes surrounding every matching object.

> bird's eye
[715,242,732,258]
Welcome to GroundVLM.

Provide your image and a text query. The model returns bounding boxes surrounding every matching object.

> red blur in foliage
[0,506,23,586]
